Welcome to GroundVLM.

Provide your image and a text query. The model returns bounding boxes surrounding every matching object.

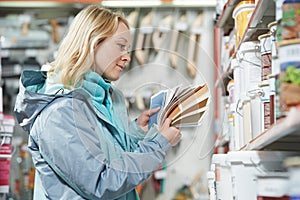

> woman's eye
[117,44,126,51]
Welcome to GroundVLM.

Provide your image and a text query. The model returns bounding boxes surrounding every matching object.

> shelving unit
[216,0,240,34]
[244,0,275,41]
[216,0,276,76]
[212,0,300,198]
[241,107,300,151]
[215,0,300,152]
[241,106,300,151]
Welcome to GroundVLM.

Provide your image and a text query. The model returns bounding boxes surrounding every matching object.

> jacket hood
[14,70,76,132]
[14,70,89,131]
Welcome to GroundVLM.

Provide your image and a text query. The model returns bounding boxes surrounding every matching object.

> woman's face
[94,22,131,81]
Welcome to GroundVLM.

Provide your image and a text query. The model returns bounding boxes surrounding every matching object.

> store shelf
[216,0,276,38]
[242,0,275,42]
[241,106,300,151]
[216,0,276,88]
[216,0,241,34]
[0,2,82,18]
[235,0,275,50]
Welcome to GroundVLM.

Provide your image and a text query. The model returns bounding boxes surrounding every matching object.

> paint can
[256,173,289,199]
[268,21,278,59]
[284,156,300,198]
[236,41,261,96]
[281,0,300,40]
[277,38,300,114]
[259,81,274,131]
[227,79,235,105]
[232,0,255,47]
[268,21,280,121]
[258,33,272,81]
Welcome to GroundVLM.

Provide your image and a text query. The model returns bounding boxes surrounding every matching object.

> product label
[263,102,272,130]
[0,143,12,155]
[0,142,12,193]
[261,53,272,80]
[0,158,10,193]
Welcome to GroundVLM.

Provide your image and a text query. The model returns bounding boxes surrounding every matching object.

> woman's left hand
[136,107,160,132]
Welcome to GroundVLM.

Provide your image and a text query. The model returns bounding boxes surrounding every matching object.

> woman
[14,5,181,200]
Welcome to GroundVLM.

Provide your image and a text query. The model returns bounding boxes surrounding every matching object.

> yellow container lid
[277,38,300,47]
[258,33,271,40]
[284,156,300,168]
[267,21,277,30]
[233,0,256,18]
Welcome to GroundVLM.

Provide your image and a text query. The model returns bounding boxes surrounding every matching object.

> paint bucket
[258,33,272,81]
[227,79,235,105]
[237,41,261,144]
[258,81,274,131]
[268,21,281,120]
[232,58,244,149]
[242,97,252,144]
[275,0,285,20]
[207,171,216,200]
[231,58,240,102]
[284,156,300,198]
[236,41,261,96]
[277,39,300,114]
[256,173,289,199]
[211,154,233,200]
[228,151,296,200]
[249,90,263,139]
[232,0,255,47]
[281,0,300,40]
[268,21,278,59]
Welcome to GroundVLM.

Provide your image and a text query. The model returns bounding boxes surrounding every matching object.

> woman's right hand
[158,118,181,146]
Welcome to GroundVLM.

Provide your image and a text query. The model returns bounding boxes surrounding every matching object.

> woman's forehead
[113,22,131,39]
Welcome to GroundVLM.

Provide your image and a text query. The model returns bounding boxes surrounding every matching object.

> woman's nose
[121,52,131,63]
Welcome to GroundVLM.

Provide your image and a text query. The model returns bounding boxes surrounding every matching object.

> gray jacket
[14,70,171,200]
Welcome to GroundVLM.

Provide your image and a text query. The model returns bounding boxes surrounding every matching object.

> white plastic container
[284,156,300,198]
[242,97,252,145]
[231,58,240,101]
[259,80,275,132]
[227,151,299,200]
[227,79,235,105]
[211,154,233,200]
[268,21,278,59]
[206,171,216,200]
[236,41,261,97]
[256,173,289,198]
[233,111,242,150]
[258,33,272,81]
[232,58,243,150]
[249,92,262,139]
[232,1,255,47]
[267,21,280,120]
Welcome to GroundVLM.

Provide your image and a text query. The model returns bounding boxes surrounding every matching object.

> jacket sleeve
[32,98,171,199]
[128,119,146,139]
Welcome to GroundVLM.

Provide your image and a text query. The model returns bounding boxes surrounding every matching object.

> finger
[171,132,181,146]
[148,107,160,116]
[163,118,172,127]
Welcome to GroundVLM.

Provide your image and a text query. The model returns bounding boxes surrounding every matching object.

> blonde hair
[48,5,129,89]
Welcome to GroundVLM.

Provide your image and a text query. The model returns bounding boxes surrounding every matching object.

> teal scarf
[82,70,113,122]
[82,71,131,152]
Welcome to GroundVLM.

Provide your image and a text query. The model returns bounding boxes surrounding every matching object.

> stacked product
[277,0,300,116]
